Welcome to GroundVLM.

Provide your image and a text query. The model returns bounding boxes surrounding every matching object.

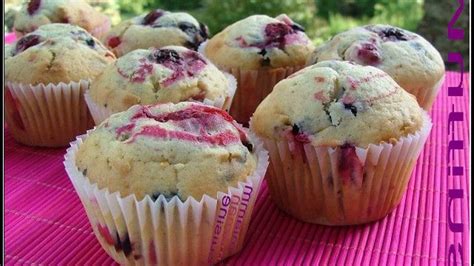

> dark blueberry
[114,232,132,257]
[142,9,164,25]
[242,141,253,152]
[16,34,41,53]
[27,0,41,15]
[151,49,182,64]
[380,27,408,41]
[265,23,294,49]
[258,49,267,57]
[198,22,209,39]
[178,22,198,36]
[291,22,305,32]
[292,124,300,135]
[344,103,357,116]
[323,103,333,124]
[184,41,199,50]
[85,38,95,48]
[81,168,87,176]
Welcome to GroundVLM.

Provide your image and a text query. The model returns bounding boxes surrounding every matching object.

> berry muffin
[5,23,115,147]
[307,24,445,110]
[251,60,432,225]
[14,0,111,39]
[202,14,315,124]
[104,9,209,57]
[65,102,269,265]
[86,46,236,125]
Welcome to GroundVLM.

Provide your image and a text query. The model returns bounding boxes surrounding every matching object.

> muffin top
[307,24,445,93]
[5,23,115,85]
[105,9,209,57]
[89,46,231,113]
[75,102,257,201]
[251,61,424,148]
[14,0,109,37]
[204,14,315,70]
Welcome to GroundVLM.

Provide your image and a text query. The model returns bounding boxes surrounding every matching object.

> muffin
[251,61,432,225]
[13,0,111,39]
[86,46,236,125]
[202,14,315,125]
[307,24,445,110]
[5,23,115,147]
[104,9,209,57]
[65,102,269,265]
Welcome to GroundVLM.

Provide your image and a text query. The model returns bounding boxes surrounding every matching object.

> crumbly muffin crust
[89,46,231,112]
[5,23,115,85]
[104,9,209,57]
[76,102,257,201]
[252,60,424,148]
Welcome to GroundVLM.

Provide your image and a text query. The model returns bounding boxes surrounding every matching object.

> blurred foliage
[4,0,469,70]
[417,0,469,70]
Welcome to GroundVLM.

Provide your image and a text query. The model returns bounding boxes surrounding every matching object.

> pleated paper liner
[258,112,432,225]
[407,74,445,111]
[64,130,269,265]
[5,80,94,147]
[85,73,237,126]
[198,41,304,125]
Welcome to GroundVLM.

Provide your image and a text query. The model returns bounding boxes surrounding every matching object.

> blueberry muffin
[307,24,445,110]
[251,60,431,225]
[87,46,234,124]
[14,0,110,38]
[67,102,268,265]
[76,102,257,200]
[104,9,209,57]
[203,14,315,124]
[5,23,115,147]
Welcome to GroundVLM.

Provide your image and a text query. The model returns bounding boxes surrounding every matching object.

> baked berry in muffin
[203,14,314,124]
[5,23,115,85]
[87,46,234,124]
[14,0,110,38]
[251,60,431,225]
[307,24,445,110]
[105,9,209,57]
[75,102,257,201]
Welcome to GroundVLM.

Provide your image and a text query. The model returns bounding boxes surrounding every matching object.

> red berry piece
[263,23,296,49]
[15,34,41,53]
[107,36,121,48]
[357,43,381,65]
[142,9,164,25]
[27,0,41,15]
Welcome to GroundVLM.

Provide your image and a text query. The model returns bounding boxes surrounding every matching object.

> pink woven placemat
[4,72,470,265]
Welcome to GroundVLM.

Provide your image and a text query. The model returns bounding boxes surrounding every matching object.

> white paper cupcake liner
[407,73,445,111]
[85,72,238,126]
[199,40,304,125]
[5,80,94,147]
[64,129,269,265]
[256,112,432,225]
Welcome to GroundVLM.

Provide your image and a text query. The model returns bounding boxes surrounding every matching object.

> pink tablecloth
[4,72,470,265]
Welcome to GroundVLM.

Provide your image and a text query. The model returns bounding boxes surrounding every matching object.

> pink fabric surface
[5,32,17,44]
[4,72,470,265]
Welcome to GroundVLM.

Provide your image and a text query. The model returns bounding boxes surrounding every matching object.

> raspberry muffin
[104,9,209,57]
[65,102,269,265]
[14,0,111,39]
[5,23,115,147]
[86,46,236,125]
[307,24,445,110]
[251,60,432,225]
[202,14,315,124]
